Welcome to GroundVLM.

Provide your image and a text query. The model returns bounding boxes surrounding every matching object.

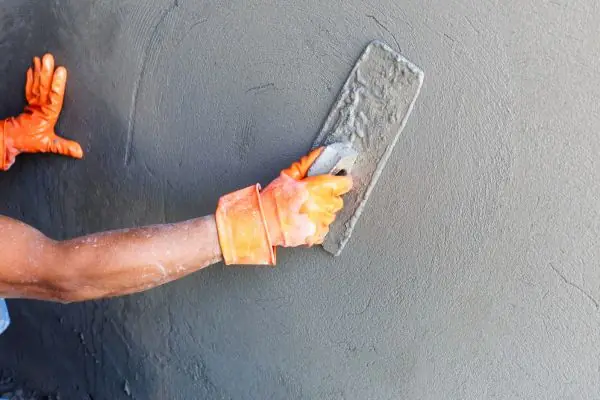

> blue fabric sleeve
[0,299,9,335]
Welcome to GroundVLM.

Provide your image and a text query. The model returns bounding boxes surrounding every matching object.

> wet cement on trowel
[313,41,423,255]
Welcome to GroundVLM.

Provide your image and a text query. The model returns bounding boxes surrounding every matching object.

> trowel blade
[312,40,424,256]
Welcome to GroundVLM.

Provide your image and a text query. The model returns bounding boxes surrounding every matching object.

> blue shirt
[0,299,9,335]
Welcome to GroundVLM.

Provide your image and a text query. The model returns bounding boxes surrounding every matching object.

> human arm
[0,147,350,302]
[0,215,222,302]
[0,54,352,302]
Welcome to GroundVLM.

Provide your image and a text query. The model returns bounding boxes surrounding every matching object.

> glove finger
[306,233,324,246]
[328,175,353,196]
[32,56,42,101]
[304,175,353,197]
[281,147,324,180]
[302,191,344,215]
[317,211,337,227]
[300,195,338,226]
[49,134,83,159]
[1,148,19,171]
[25,67,34,103]
[321,195,344,214]
[49,67,67,113]
[39,54,55,104]
[307,222,331,246]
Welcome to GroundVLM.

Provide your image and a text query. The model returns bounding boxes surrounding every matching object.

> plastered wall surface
[1,0,599,399]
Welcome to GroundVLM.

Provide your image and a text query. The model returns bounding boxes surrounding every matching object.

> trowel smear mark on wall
[312,40,424,256]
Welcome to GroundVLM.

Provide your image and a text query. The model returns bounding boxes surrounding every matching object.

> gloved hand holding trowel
[0,54,352,304]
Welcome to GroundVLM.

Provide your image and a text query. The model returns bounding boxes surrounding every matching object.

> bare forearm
[0,215,222,302]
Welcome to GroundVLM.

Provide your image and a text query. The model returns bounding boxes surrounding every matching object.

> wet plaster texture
[1,0,600,399]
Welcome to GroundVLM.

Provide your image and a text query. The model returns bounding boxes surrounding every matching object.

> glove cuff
[215,184,276,266]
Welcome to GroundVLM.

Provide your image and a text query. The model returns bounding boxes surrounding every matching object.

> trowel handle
[307,143,358,177]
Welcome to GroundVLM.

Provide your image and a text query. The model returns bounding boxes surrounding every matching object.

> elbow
[48,288,91,304]
[4,232,100,303]
[41,270,103,303]
[39,246,101,303]
[38,278,89,304]
[48,293,78,304]
[58,294,96,304]
[41,281,103,303]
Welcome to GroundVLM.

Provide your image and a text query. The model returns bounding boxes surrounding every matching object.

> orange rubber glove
[215,148,353,265]
[1,53,83,171]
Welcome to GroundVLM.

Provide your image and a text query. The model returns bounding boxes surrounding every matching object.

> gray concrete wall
[1,0,599,398]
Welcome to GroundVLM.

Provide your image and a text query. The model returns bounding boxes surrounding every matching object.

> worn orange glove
[0,54,83,171]
[215,148,353,265]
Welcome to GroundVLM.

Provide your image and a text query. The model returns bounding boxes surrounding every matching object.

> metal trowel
[307,40,424,256]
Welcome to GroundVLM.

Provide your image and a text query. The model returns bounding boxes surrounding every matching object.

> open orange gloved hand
[1,53,83,171]
[215,148,353,265]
